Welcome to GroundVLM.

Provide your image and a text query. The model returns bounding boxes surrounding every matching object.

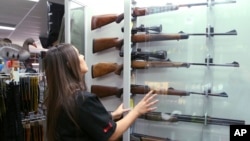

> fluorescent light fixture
[32,63,39,66]
[0,23,16,31]
[27,0,39,2]
[0,26,15,31]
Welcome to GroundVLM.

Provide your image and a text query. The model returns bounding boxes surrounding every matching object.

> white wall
[84,0,250,141]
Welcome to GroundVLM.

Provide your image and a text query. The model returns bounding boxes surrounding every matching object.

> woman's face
[74,47,88,74]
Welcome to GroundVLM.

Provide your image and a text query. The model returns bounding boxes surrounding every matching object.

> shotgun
[92,24,162,53]
[91,60,239,78]
[131,29,237,43]
[92,29,236,53]
[116,0,236,23]
[91,62,123,78]
[131,60,239,69]
[91,14,118,30]
[92,37,123,53]
[140,112,245,126]
[90,84,228,98]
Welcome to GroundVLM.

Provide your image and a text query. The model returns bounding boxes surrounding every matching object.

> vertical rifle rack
[0,59,46,141]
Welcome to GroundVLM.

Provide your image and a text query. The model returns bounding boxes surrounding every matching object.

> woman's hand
[111,103,131,120]
[133,90,158,116]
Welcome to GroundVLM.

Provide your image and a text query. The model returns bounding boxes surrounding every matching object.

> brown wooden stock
[133,7,147,16]
[91,62,123,78]
[141,136,167,141]
[165,88,188,96]
[93,37,123,53]
[131,85,188,96]
[91,14,117,30]
[131,60,189,69]
[131,84,151,94]
[91,85,123,98]
[131,34,188,43]
[115,8,147,24]
[25,124,31,141]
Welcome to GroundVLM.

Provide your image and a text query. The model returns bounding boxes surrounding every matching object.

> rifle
[131,133,176,141]
[92,37,123,53]
[90,84,228,98]
[140,112,245,126]
[92,24,162,53]
[131,59,239,69]
[131,29,237,43]
[91,62,123,78]
[120,48,167,60]
[92,29,236,53]
[91,60,239,78]
[91,14,118,30]
[116,0,236,23]
[122,24,163,34]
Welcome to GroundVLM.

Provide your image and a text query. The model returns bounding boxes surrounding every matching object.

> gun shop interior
[0,0,249,141]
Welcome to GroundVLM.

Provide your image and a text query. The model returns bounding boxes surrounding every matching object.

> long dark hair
[43,43,86,141]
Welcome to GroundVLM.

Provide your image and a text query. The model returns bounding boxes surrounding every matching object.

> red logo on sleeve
[103,122,113,133]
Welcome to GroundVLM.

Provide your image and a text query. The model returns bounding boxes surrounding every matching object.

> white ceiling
[0,0,64,51]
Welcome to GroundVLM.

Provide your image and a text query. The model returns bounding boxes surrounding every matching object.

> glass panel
[69,1,85,55]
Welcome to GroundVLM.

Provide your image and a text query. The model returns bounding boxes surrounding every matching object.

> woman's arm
[108,90,158,141]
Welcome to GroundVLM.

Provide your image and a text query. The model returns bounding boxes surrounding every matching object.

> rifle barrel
[173,114,245,126]
[190,61,239,67]
[189,92,228,97]
[178,0,236,8]
[142,112,245,126]
[116,0,236,23]
[188,30,237,36]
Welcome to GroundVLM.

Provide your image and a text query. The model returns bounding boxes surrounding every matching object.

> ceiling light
[0,23,16,31]
[27,0,39,2]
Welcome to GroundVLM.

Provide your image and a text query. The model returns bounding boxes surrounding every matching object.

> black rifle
[120,48,167,60]
[140,112,245,126]
[122,24,163,34]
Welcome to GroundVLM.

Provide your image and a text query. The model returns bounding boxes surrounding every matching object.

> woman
[43,43,158,141]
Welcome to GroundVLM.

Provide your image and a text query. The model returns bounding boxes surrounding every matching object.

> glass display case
[84,0,249,140]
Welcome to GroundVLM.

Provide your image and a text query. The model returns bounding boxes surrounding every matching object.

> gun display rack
[0,71,46,141]
[88,0,247,140]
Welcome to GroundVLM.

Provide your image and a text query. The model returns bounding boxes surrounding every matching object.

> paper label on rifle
[145,81,169,91]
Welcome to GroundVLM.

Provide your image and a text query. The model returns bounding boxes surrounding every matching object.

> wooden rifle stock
[91,14,118,30]
[91,62,123,78]
[131,85,189,96]
[91,85,123,98]
[93,37,123,53]
[116,7,146,23]
[132,60,190,69]
[25,123,31,141]
[131,33,189,43]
